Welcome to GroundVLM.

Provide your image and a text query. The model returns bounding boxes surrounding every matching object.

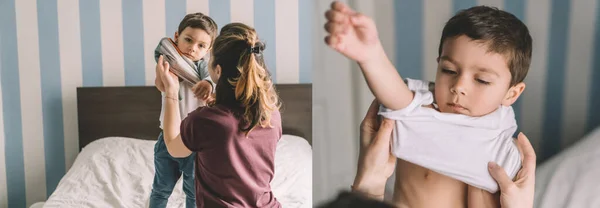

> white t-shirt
[378,78,522,193]
[159,60,214,129]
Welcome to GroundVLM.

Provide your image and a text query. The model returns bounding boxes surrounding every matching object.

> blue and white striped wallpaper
[367,0,600,163]
[0,0,314,207]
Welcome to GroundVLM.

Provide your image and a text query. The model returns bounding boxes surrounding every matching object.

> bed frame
[76,84,311,151]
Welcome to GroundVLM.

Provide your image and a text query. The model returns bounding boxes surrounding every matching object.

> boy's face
[434,35,525,117]
[174,27,212,62]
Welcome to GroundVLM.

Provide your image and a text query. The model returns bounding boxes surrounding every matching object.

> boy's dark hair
[178,12,218,46]
[438,6,532,86]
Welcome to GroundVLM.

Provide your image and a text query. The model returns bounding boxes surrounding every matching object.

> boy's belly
[393,159,467,208]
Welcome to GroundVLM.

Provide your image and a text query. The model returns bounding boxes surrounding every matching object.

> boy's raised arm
[324,1,413,110]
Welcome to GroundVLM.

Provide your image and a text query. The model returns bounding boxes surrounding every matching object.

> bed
[533,126,600,208]
[41,84,312,208]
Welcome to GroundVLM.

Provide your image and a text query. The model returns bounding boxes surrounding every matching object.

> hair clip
[249,46,261,54]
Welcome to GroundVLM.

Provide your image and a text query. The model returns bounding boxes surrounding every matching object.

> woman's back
[181,104,282,208]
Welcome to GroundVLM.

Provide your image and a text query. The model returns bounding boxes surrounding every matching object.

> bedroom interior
[1,0,315,207]
[32,84,313,207]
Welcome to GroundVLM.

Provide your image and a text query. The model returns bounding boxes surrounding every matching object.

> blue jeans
[149,132,196,208]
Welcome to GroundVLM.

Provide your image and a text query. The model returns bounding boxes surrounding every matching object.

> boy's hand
[324,1,382,64]
[192,80,213,101]
[157,55,180,95]
[205,93,216,106]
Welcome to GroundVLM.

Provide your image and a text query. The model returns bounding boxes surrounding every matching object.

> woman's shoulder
[184,106,238,132]
[189,105,237,120]
[188,105,281,123]
[271,109,282,124]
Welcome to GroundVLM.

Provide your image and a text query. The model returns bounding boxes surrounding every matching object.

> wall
[313,0,600,205]
[0,0,314,207]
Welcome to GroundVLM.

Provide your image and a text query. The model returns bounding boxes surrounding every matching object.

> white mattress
[44,135,312,208]
[534,127,600,208]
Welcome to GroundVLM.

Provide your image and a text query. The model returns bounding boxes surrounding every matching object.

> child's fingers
[206,96,215,105]
[324,22,347,34]
[203,88,211,100]
[197,89,206,98]
[330,1,343,11]
[193,85,208,98]
[350,13,375,30]
[331,1,354,14]
[325,10,347,23]
[324,36,341,49]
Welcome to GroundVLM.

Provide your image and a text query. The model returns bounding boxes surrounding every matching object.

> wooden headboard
[76,84,311,151]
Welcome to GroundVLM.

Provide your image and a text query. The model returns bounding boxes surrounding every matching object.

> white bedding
[44,135,312,208]
[534,127,600,208]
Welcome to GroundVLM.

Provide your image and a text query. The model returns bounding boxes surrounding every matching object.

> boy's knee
[182,176,196,197]
[183,186,195,198]
[151,187,174,199]
[152,178,177,196]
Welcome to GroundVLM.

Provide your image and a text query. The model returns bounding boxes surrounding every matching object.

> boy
[325,2,531,208]
[150,12,218,208]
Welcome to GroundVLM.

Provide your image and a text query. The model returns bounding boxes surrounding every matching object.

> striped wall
[0,0,314,207]
[313,0,600,205]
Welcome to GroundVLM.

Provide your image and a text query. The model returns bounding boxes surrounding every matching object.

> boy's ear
[436,57,440,63]
[174,32,179,40]
[502,82,526,106]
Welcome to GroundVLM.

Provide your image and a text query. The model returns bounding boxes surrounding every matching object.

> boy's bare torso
[393,159,467,208]
[391,104,482,208]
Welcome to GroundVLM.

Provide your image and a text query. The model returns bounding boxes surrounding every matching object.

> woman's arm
[158,55,192,158]
[163,93,192,158]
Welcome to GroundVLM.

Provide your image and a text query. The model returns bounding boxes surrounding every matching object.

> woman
[157,23,282,208]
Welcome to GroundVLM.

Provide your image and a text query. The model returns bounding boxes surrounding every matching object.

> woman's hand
[488,132,536,208]
[157,55,180,96]
[352,99,397,200]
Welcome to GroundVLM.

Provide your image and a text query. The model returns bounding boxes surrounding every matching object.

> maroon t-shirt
[180,104,282,208]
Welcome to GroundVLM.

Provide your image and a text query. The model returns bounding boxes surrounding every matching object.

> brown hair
[210,23,280,135]
[438,6,532,86]
[177,12,218,46]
